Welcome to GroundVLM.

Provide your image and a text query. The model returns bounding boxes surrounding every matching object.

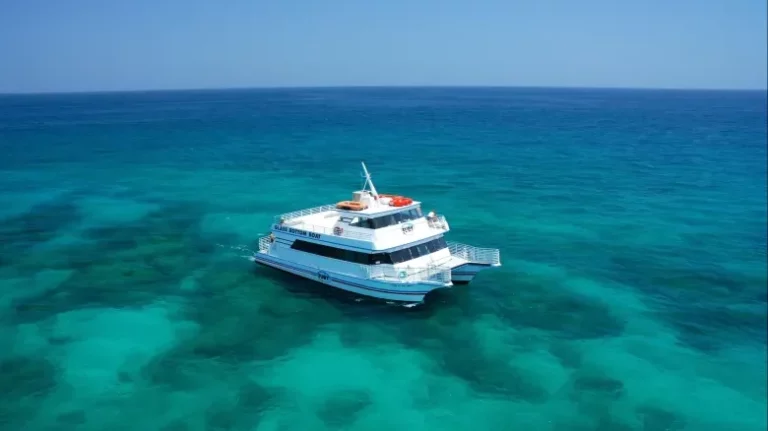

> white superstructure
[251,162,501,303]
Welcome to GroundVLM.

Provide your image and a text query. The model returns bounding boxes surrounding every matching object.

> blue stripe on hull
[252,253,433,296]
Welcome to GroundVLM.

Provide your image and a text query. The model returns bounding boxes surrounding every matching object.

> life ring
[390,196,413,207]
[398,270,407,279]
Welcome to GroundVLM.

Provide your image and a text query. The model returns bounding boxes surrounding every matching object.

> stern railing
[258,235,272,253]
[447,241,501,266]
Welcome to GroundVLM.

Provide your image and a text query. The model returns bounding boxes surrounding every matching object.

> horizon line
[1,84,766,96]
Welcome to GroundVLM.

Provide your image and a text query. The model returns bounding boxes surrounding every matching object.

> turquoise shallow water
[0,87,766,430]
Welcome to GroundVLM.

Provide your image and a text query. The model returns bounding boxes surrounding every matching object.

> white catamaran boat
[251,162,501,303]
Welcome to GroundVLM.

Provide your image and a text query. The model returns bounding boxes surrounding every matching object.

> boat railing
[427,214,449,231]
[294,223,374,240]
[275,204,338,223]
[363,264,452,284]
[447,241,501,266]
[257,235,272,253]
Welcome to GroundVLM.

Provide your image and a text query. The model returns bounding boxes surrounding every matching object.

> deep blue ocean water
[0,87,765,430]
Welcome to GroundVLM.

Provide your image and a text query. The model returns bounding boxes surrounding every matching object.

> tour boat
[251,162,501,303]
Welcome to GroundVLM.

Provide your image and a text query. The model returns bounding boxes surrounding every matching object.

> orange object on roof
[336,200,367,211]
[390,196,413,207]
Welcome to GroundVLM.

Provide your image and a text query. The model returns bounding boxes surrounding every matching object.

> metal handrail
[258,235,272,253]
[362,263,452,284]
[292,223,374,240]
[256,233,450,283]
[427,214,449,231]
[447,241,501,265]
[272,204,373,240]
[275,204,337,222]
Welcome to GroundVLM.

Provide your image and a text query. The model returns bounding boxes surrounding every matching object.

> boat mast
[361,161,379,199]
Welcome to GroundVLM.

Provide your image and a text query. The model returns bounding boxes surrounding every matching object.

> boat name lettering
[274,224,322,239]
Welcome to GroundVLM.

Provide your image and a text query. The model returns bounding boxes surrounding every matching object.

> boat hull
[251,252,448,302]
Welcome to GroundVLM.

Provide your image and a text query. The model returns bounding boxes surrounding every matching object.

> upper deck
[269,162,451,251]
[273,201,449,251]
[334,198,421,216]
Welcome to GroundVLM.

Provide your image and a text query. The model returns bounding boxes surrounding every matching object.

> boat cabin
[333,185,426,230]
[339,207,423,229]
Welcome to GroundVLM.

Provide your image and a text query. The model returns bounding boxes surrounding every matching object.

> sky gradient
[1,0,766,93]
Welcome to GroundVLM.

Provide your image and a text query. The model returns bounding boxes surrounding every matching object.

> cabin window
[366,208,424,229]
[407,208,423,222]
[369,252,392,265]
[370,215,393,229]
[389,248,409,264]
[289,237,448,265]
[426,237,447,253]
[350,217,375,229]
[385,237,448,263]
[345,208,425,230]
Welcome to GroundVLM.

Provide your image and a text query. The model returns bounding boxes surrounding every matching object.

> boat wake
[216,243,257,261]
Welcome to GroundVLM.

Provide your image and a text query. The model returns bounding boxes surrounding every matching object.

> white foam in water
[217,243,258,261]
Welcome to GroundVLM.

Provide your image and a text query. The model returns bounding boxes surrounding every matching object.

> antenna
[361,161,379,198]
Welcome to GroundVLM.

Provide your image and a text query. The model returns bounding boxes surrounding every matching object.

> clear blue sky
[1,0,766,93]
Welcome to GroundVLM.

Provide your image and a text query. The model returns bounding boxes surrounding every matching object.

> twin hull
[252,230,492,302]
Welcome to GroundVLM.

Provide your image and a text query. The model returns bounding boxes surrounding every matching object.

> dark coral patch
[636,404,687,431]
[0,356,59,428]
[501,284,627,340]
[0,198,82,260]
[10,202,215,323]
[316,389,372,428]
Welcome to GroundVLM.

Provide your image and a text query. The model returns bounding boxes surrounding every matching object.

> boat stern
[446,241,501,284]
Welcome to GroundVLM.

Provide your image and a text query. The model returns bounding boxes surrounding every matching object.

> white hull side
[251,252,447,302]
